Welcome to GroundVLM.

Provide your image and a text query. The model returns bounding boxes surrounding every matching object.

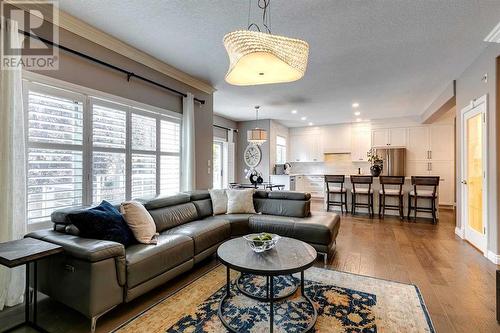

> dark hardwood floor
[1,204,498,332]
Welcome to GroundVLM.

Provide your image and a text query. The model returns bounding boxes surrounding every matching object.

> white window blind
[24,79,182,226]
[276,135,287,164]
[26,89,84,225]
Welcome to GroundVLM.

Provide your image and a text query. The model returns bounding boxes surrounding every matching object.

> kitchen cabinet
[289,130,323,162]
[322,124,351,153]
[407,127,430,160]
[351,125,371,162]
[372,128,407,147]
[430,124,454,161]
[406,160,454,205]
[295,175,324,198]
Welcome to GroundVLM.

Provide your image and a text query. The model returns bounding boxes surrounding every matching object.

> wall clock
[244,144,262,168]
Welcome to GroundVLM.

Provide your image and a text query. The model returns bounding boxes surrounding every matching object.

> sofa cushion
[253,198,310,218]
[67,201,135,246]
[204,214,253,236]
[125,234,193,288]
[165,218,230,254]
[144,193,191,210]
[192,199,213,218]
[120,201,159,244]
[185,190,211,201]
[148,202,198,232]
[267,191,311,200]
[226,189,256,214]
[249,212,340,246]
[209,189,227,215]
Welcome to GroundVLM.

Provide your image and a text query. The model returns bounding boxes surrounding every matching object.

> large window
[25,79,181,226]
[276,135,287,164]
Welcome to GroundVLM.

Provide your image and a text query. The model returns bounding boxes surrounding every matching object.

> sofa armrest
[27,229,125,262]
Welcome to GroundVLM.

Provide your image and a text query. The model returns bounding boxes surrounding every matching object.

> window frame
[23,72,182,230]
[276,135,287,164]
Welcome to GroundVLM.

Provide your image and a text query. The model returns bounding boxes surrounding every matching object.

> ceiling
[57,0,500,127]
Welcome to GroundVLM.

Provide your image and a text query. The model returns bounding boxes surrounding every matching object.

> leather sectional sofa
[27,190,340,332]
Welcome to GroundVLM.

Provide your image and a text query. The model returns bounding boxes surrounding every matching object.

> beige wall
[236,120,271,183]
[455,44,500,254]
[25,23,214,190]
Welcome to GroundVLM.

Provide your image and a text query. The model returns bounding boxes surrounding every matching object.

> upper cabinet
[351,124,371,162]
[289,128,324,162]
[429,124,454,161]
[371,127,407,147]
[322,124,351,153]
[407,127,430,160]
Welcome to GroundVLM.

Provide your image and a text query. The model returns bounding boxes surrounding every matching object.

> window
[25,79,181,226]
[276,135,287,164]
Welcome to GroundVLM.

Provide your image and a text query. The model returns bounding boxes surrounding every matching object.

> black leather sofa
[27,190,340,332]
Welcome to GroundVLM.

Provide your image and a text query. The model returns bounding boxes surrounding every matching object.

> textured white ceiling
[58,0,500,127]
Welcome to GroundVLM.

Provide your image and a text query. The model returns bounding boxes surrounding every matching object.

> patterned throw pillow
[209,189,227,215]
[226,189,256,214]
[120,201,159,244]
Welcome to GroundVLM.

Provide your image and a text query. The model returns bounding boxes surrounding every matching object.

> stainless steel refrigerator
[375,148,406,176]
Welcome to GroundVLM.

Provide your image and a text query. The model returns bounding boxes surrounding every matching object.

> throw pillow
[209,189,228,215]
[226,189,256,214]
[67,200,135,246]
[120,201,159,244]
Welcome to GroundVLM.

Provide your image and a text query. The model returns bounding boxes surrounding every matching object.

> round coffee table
[217,237,317,333]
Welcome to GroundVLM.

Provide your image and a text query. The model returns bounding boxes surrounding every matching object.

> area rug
[116,266,434,333]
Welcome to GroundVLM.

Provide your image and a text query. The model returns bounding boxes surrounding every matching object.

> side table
[0,237,63,333]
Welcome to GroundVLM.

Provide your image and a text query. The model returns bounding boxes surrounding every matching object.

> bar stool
[350,175,374,217]
[378,176,405,219]
[325,175,348,214]
[407,176,440,224]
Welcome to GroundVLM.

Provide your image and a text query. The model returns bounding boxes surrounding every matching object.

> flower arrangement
[367,148,383,166]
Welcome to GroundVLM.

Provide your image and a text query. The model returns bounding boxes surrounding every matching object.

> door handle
[429,150,432,159]
[461,180,467,185]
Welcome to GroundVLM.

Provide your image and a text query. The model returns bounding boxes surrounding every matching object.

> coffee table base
[217,266,317,333]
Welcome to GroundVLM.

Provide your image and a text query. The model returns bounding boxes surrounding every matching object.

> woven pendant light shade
[223,30,309,86]
[247,128,268,146]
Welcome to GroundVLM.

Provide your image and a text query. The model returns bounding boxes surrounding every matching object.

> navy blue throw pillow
[67,200,135,247]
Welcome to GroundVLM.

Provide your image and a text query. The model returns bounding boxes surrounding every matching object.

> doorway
[460,95,488,253]
[213,141,224,189]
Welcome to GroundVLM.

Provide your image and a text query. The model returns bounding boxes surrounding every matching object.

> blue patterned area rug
[117,266,434,333]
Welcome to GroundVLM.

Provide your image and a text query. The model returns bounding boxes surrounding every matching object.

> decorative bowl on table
[243,233,281,253]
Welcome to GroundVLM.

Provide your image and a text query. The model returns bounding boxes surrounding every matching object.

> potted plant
[367,148,383,177]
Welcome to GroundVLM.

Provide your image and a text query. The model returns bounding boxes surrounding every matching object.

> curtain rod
[213,124,238,132]
[19,30,206,105]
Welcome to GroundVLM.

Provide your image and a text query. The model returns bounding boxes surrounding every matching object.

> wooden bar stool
[378,176,405,219]
[407,176,440,224]
[350,175,374,217]
[325,175,348,214]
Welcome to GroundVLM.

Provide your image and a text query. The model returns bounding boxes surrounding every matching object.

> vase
[370,164,382,177]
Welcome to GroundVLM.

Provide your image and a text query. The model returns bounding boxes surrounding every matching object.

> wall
[455,43,500,255]
[24,18,214,189]
[213,115,238,184]
[236,120,271,183]
[269,120,290,172]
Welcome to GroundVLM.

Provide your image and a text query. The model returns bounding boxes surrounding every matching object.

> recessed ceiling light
[356,118,362,122]
[291,110,297,114]
[301,116,307,121]
[308,122,314,126]
[354,111,361,116]
[352,102,360,108]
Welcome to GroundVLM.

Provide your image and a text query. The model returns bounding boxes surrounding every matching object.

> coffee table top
[0,238,63,268]
[217,237,317,276]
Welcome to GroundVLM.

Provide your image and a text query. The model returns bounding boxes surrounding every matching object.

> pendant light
[223,0,309,86]
[247,106,267,145]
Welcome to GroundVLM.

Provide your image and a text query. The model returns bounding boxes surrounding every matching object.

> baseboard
[487,251,500,265]
[454,227,464,239]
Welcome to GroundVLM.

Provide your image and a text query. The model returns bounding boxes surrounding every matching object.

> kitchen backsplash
[289,153,370,175]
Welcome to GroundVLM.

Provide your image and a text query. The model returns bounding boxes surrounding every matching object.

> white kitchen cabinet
[351,125,371,162]
[289,130,323,162]
[295,175,324,198]
[406,160,454,205]
[323,124,351,153]
[295,175,305,191]
[407,127,430,161]
[372,128,407,148]
[406,161,431,176]
[430,124,454,161]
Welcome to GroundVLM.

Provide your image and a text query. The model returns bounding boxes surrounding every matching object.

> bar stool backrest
[325,175,345,192]
[411,176,440,197]
[350,175,373,193]
[379,176,405,195]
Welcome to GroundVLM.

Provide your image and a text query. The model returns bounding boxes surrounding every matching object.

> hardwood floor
[1,205,498,332]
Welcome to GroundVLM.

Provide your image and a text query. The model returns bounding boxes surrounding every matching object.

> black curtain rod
[213,124,238,132]
[19,30,206,105]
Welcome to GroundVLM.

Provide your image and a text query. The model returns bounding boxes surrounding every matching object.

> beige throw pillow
[209,189,227,215]
[120,201,158,244]
[226,189,256,214]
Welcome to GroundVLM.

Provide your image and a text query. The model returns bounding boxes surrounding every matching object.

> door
[407,127,429,160]
[213,141,224,189]
[430,124,454,161]
[406,161,430,176]
[290,134,308,162]
[461,97,487,253]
